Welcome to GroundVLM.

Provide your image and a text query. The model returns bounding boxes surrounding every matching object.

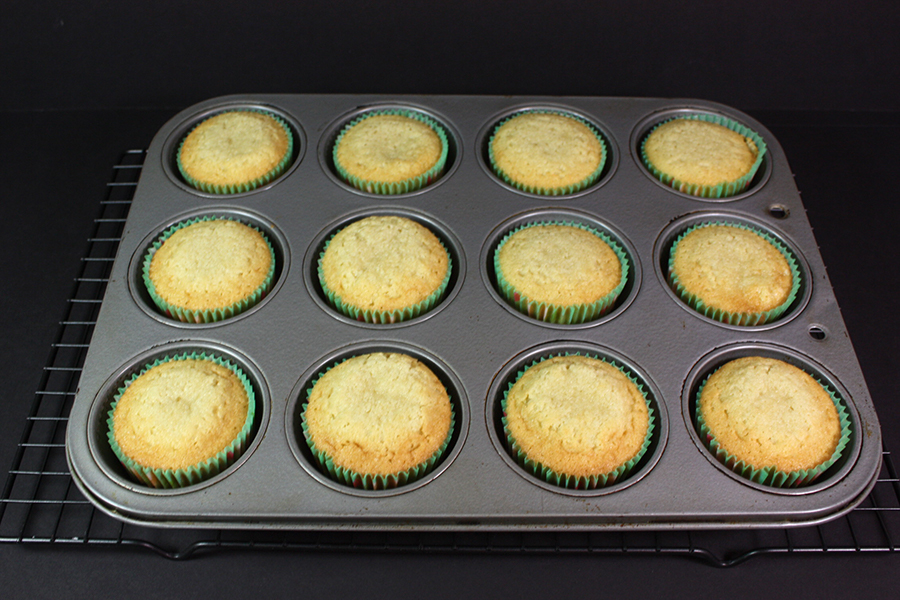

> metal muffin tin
[66,94,882,530]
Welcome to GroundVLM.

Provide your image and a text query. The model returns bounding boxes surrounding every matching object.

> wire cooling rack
[1,150,898,566]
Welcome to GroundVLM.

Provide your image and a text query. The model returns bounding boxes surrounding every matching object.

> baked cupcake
[318,215,451,323]
[489,110,606,195]
[668,222,799,326]
[143,217,275,323]
[494,222,628,324]
[333,110,448,194]
[641,115,766,198]
[502,354,653,489]
[107,353,255,488]
[177,109,293,194]
[697,356,850,487]
[301,352,454,490]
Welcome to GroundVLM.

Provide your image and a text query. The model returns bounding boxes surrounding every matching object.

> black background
[1,2,899,598]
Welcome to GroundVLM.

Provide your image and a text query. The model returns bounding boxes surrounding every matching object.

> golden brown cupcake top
[505,355,649,478]
[304,353,452,475]
[112,359,249,471]
[335,114,443,184]
[320,215,449,312]
[644,119,758,188]
[149,219,272,312]
[670,224,793,315]
[490,112,603,191]
[179,111,291,188]
[699,356,841,472]
[496,224,621,307]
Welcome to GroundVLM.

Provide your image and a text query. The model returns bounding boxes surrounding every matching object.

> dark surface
[2,1,899,597]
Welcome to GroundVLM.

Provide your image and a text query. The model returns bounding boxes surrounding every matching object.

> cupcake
[107,353,255,488]
[177,109,293,194]
[318,215,451,323]
[697,356,850,487]
[494,222,627,324]
[489,110,606,195]
[333,110,448,194]
[302,352,454,490]
[144,217,276,323]
[503,354,653,489]
[641,115,766,198]
[668,222,799,326]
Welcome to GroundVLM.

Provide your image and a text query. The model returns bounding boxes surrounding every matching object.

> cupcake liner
[641,113,767,199]
[667,221,801,326]
[143,216,276,323]
[317,226,452,324]
[177,109,294,195]
[501,353,655,490]
[106,352,257,489]
[332,109,449,195]
[488,109,607,196]
[300,357,455,490]
[695,367,852,488]
[494,221,629,324]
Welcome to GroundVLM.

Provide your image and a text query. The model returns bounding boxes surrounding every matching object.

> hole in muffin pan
[486,341,667,497]
[477,104,618,199]
[480,208,640,329]
[653,211,812,331]
[631,107,772,202]
[809,325,829,340]
[768,204,790,219]
[682,343,861,496]
[284,341,469,498]
[86,341,270,496]
[317,103,461,198]
[303,206,465,328]
[162,102,306,198]
[128,207,290,328]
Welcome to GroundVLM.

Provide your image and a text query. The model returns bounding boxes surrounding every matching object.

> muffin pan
[66,94,882,529]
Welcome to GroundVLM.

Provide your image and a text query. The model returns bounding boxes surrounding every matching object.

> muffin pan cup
[66,94,881,530]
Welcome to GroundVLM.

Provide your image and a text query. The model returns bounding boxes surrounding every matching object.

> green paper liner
[667,221,801,326]
[300,356,455,490]
[177,109,294,194]
[695,365,852,488]
[143,216,276,323]
[317,225,452,324]
[494,221,629,324]
[332,109,449,195]
[640,113,767,199]
[106,352,256,489]
[501,353,655,490]
[488,109,608,196]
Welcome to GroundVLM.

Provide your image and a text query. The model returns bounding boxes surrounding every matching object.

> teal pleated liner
[317,227,452,324]
[640,113,767,198]
[300,357,455,490]
[332,109,449,195]
[176,108,294,194]
[494,221,629,324]
[501,353,655,490]
[667,221,801,326]
[143,216,276,323]
[488,109,608,196]
[106,352,257,489]
[694,368,852,488]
